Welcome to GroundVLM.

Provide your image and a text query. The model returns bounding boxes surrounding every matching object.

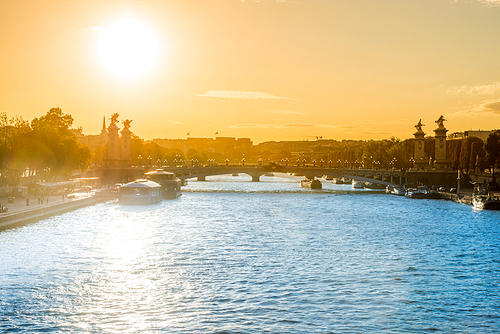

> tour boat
[301,178,322,189]
[119,179,163,205]
[144,169,182,199]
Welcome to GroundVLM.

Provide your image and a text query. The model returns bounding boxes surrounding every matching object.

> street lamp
[138,155,143,167]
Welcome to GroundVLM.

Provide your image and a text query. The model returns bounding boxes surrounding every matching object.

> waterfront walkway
[0,193,99,231]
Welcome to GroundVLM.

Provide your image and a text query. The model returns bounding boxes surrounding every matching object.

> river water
[1,174,499,333]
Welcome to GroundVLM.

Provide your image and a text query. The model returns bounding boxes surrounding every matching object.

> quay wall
[0,196,101,231]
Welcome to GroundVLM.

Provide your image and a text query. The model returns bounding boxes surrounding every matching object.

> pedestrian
[26,198,29,206]
[46,198,49,205]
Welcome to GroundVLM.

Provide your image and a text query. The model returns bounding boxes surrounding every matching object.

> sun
[97,18,161,79]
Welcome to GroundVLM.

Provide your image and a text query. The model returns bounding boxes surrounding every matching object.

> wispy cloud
[230,123,365,129]
[198,90,297,100]
[169,120,186,125]
[263,109,307,115]
[460,98,500,114]
[79,26,103,33]
[476,0,500,7]
[447,82,500,94]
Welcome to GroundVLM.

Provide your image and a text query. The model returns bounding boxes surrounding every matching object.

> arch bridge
[155,165,406,186]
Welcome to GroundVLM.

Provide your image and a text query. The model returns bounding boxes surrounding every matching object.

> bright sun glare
[97,18,161,79]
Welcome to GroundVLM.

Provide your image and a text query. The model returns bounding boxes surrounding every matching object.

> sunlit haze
[96,18,161,79]
[1,0,499,143]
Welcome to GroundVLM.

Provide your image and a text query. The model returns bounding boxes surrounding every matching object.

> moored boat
[364,182,386,190]
[119,179,163,205]
[351,180,364,189]
[301,178,322,189]
[473,194,500,210]
[405,186,428,199]
[332,177,350,184]
[391,186,406,196]
[144,169,182,199]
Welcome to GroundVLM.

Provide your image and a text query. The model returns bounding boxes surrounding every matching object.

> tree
[485,130,500,188]
[28,107,90,181]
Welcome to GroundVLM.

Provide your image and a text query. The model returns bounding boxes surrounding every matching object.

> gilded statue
[109,113,119,125]
[123,119,133,129]
[415,119,424,132]
[435,115,446,128]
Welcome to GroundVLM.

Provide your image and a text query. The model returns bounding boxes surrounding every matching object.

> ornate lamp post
[147,155,152,167]
[138,155,143,167]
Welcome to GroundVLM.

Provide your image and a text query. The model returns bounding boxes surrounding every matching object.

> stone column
[413,119,426,169]
[433,115,450,170]
[107,122,120,167]
[120,127,131,166]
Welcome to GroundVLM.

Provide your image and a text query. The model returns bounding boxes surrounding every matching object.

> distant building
[151,137,253,155]
[448,130,494,142]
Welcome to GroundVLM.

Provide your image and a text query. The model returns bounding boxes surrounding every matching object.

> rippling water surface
[1,174,499,333]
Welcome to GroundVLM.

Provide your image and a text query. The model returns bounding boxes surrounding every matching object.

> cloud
[79,26,103,33]
[230,123,366,129]
[461,98,500,114]
[198,90,297,100]
[476,0,500,7]
[447,82,500,95]
[263,109,308,115]
[169,120,186,125]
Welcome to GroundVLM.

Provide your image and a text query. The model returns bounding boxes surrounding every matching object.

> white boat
[473,194,500,210]
[391,187,406,196]
[144,169,182,199]
[405,186,428,199]
[351,180,364,189]
[119,179,163,205]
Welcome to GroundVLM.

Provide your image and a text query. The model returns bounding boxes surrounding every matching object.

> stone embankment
[439,191,473,205]
[0,191,117,231]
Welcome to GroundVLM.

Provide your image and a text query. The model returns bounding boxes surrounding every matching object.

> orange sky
[1,0,500,143]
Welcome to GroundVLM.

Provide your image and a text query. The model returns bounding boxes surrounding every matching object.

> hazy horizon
[1,0,500,143]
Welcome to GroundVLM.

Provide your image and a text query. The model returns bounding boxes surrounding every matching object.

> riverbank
[0,193,112,231]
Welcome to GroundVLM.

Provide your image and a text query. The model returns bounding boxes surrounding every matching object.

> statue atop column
[435,115,446,129]
[413,119,426,169]
[434,115,450,170]
[415,119,424,133]
[123,119,133,130]
[110,113,119,126]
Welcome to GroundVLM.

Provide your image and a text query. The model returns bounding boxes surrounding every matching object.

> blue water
[1,174,499,333]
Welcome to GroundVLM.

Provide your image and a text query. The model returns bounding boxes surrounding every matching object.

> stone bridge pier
[247,172,263,182]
